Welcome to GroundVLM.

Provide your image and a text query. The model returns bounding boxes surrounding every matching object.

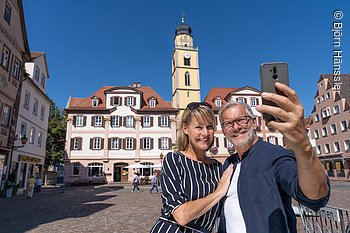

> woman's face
[183,117,215,152]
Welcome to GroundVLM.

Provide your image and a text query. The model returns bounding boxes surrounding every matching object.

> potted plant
[4,172,18,197]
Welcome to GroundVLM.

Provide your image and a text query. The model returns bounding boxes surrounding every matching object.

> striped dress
[150,151,223,233]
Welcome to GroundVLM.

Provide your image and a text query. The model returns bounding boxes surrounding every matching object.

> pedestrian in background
[27,175,36,198]
[35,176,42,192]
[132,172,140,192]
[149,173,158,193]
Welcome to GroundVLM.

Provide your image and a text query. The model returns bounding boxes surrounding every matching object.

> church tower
[172,17,201,126]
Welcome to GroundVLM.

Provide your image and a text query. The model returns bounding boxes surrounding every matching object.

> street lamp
[159,152,164,165]
[8,135,28,175]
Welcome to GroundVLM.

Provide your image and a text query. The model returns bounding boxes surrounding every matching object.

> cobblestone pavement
[0,181,349,233]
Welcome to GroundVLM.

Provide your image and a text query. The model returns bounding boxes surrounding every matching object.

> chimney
[133,82,137,87]
[137,82,141,87]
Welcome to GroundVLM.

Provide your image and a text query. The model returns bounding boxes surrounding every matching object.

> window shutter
[123,138,126,150]
[102,117,105,128]
[256,98,259,105]
[168,138,172,149]
[91,116,95,126]
[158,138,161,149]
[133,117,135,128]
[133,97,136,106]
[158,117,161,127]
[133,138,136,150]
[216,137,219,147]
[78,137,82,150]
[101,138,104,149]
[122,117,126,127]
[167,116,170,128]
[73,116,76,126]
[275,137,278,145]
[224,139,227,148]
[108,138,111,150]
[150,117,154,127]
[118,97,122,106]
[141,117,144,127]
[83,116,87,126]
[70,138,74,150]
[124,97,127,106]
[151,138,154,150]
[110,97,113,105]
[90,138,93,150]
[140,138,144,150]
[215,116,218,125]
[119,138,123,150]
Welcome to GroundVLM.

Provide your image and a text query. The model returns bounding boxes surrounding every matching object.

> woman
[151,102,233,233]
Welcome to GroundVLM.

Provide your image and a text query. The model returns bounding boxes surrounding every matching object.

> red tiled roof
[31,52,45,59]
[204,87,237,111]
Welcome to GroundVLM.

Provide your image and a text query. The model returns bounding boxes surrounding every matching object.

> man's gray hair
[218,101,255,125]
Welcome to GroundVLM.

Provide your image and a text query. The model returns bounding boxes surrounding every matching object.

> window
[237,97,245,103]
[185,72,190,86]
[88,163,103,177]
[321,108,331,118]
[1,45,10,70]
[268,136,277,145]
[33,98,38,116]
[1,105,11,127]
[126,96,134,106]
[24,91,31,109]
[250,98,257,107]
[322,127,328,137]
[160,116,169,127]
[142,138,151,150]
[37,131,42,147]
[111,138,119,149]
[40,105,45,120]
[111,116,120,127]
[331,124,337,135]
[20,122,26,139]
[314,130,319,139]
[125,138,134,150]
[41,74,46,88]
[317,98,320,104]
[94,116,103,127]
[314,114,319,122]
[334,141,340,152]
[73,138,79,150]
[341,121,348,132]
[12,58,21,80]
[184,57,190,66]
[161,137,169,149]
[34,66,40,81]
[92,138,102,150]
[72,163,80,176]
[4,1,11,24]
[316,145,321,155]
[324,144,330,154]
[150,99,156,108]
[333,105,340,114]
[92,98,99,107]
[143,116,151,127]
[75,115,84,127]
[320,95,324,102]
[325,92,330,100]
[215,99,222,107]
[111,96,121,106]
[29,127,36,144]
[344,139,350,151]
[126,116,134,127]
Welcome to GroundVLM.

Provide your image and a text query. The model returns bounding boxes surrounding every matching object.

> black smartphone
[260,62,289,122]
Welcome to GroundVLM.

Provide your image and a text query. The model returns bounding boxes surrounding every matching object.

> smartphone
[260,62,289,122]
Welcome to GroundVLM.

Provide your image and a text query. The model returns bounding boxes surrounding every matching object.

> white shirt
[224,162,247,233]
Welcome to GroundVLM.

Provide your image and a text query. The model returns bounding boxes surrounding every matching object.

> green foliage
[45,101,66,168]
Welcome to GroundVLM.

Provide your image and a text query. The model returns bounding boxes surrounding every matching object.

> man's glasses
[222,116,252,130]
[186,102,212,110]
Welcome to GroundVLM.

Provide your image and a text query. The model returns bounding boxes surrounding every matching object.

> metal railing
[299,204,350,233]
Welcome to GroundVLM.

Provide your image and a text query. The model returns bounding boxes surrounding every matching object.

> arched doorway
[114,162,128,182]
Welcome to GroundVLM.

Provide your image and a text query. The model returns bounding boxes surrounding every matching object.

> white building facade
[11,52,50,193]
[64,83,178,184]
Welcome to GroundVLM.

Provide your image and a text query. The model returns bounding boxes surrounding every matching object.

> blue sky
[23,1,349,115]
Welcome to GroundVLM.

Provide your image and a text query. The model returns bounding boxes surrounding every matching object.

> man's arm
[256,82,328,200]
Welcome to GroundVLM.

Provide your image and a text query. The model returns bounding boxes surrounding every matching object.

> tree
[45,102,66,169]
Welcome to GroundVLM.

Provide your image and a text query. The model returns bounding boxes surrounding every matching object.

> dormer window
[92,98,99,107]
[126,96,135,106]
[215,99,222,107]
[150,99,156,108]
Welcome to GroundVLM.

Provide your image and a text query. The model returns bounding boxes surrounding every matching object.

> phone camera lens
[272,66,278,79]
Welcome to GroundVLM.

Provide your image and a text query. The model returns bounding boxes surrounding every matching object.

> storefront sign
[19,155,41,164]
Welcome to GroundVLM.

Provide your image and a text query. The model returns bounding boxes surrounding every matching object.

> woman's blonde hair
[176,105,216,151]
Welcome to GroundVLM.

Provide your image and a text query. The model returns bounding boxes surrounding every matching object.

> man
[149,172,159,193]
[219,82,329,233]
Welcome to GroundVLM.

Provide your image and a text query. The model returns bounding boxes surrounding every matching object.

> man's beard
[229,126,256,149]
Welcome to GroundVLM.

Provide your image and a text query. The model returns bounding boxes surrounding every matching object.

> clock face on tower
[184,52,191,59]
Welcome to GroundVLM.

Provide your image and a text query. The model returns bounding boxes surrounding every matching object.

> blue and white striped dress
[150,151,223,233]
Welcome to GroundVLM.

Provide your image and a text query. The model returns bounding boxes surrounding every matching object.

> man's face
[221,105,257,149]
